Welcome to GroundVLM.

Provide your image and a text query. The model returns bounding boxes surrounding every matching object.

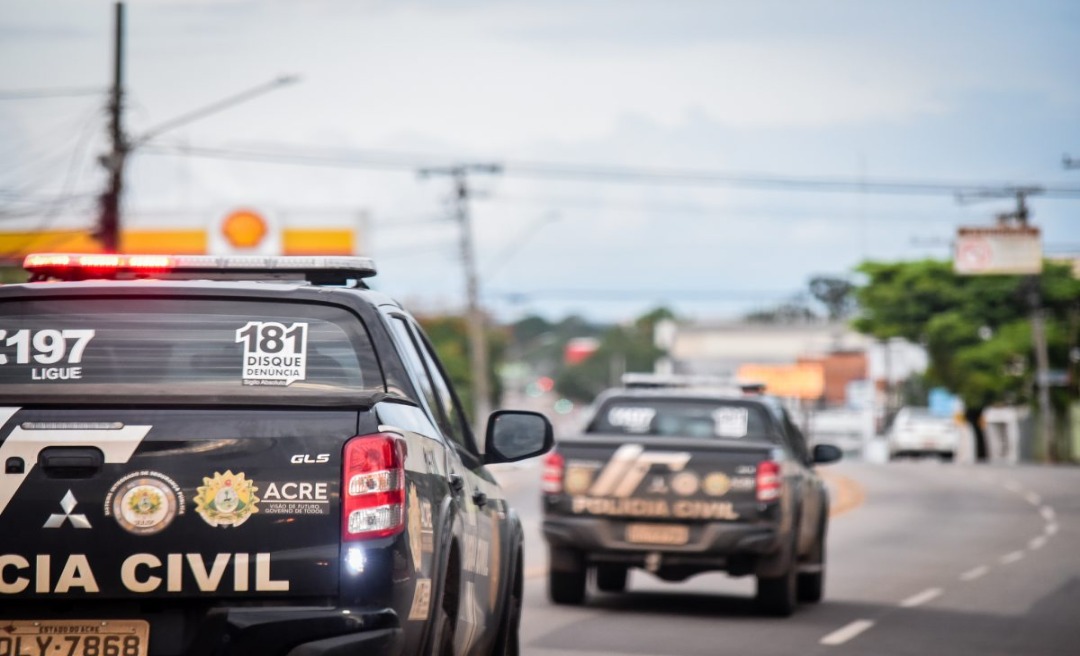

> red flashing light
[342,434,406,541]
[127,255,173,269]
[23,254,72,268]
[23,253,175,274]
[78,254,122,268]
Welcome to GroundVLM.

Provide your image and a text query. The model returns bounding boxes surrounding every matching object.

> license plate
[625,523,689,546]
[0,620,149,656]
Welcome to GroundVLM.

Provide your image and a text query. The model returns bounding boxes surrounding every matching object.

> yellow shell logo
[194,471,259,528]
[222,210,268,249]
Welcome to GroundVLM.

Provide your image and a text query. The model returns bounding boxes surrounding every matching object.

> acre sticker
[194,471,260,527]
[235,321,308,386]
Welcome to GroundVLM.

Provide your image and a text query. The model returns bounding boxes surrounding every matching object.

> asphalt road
[491,460,1080,656]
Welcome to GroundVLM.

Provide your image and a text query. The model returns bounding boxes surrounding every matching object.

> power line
[484,288,795,302]
[139,141,1080,200]
[0,87,104,100]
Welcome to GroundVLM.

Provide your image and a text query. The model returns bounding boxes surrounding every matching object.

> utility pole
[93,3,299,253]
[997,190,1054,462]
[419,163,502,430]
[956,186,1054,461]
[97,2,125,253]
[998,190,1054,461]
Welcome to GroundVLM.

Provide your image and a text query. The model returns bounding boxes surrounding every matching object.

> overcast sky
[2,0,1078,321]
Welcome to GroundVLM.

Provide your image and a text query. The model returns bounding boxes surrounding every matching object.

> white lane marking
[900,587,943,608]
[820,620,876,646]
[1025,492,1042,506]
[1045,523,1059,536]
[960,565,989,582]
[1003,480,1023,493]
[1040,506,1056,522]
[1000,551,1025,565]
[1029,536,1048,551]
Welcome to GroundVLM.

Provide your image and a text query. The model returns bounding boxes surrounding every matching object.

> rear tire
[797,529,826,603]
[756,534,798,617]
[491,551,523,656]
[548,549,586,605]
[427,546,459,656]
[594,564,628,593]
[757,565,797,617]
[429,607,455,656]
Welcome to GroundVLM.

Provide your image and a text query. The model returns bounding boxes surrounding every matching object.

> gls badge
[290,454,330,465]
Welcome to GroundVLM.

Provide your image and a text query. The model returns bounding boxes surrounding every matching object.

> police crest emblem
[106,471,184,536]
[194,470,260,527]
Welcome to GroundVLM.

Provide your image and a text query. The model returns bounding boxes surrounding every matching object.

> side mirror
[812,443,843,465]
[484,410,554,465]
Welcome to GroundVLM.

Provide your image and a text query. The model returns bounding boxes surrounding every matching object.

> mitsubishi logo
[43,490,92,529]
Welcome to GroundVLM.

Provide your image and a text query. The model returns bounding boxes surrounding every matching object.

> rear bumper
[0,604,403,656]
[218,607,403,656]
[543,514,780,569]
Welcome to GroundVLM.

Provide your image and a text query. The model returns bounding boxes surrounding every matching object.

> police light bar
[622,372,765,394]
[23,253,377,283]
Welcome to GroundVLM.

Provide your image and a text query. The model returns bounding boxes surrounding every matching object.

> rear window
[587,397,775,440]
[0,297,382,402]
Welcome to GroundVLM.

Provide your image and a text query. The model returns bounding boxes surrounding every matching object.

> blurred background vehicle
[886,406,964,462]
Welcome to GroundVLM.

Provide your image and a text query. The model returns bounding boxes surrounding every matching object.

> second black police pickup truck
[0,253,552,656]
[541,377,841,616]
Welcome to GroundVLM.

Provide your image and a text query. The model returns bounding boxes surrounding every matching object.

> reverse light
[542,451,565,494]
[756,460,781,503]
[342,433,406,541]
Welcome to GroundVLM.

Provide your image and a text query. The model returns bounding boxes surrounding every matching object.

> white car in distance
[887,406,963,462]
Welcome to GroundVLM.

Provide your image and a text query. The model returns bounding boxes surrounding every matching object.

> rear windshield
[0,297,382,402]
[587,397,775,440]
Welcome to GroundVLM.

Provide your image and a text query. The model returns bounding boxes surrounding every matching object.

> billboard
[0,208,362,263]
[736,363,825,400]
[954,226,1042,275]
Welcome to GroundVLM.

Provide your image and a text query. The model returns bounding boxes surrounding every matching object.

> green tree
[416,315,506,423]
[853,259,1080,460]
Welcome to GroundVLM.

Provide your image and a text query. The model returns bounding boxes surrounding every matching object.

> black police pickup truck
[541,376,841,616]
[0,253,552,656]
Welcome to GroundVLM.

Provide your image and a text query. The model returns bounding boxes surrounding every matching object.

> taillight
[756,460,781,503]
[342,433,406,541]
[542,451,565,494]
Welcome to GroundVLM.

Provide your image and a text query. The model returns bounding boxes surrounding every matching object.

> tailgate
[550,435,775,524]
[0,407,352,600]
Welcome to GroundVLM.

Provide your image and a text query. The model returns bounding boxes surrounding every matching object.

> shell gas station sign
[0,209,360,260]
